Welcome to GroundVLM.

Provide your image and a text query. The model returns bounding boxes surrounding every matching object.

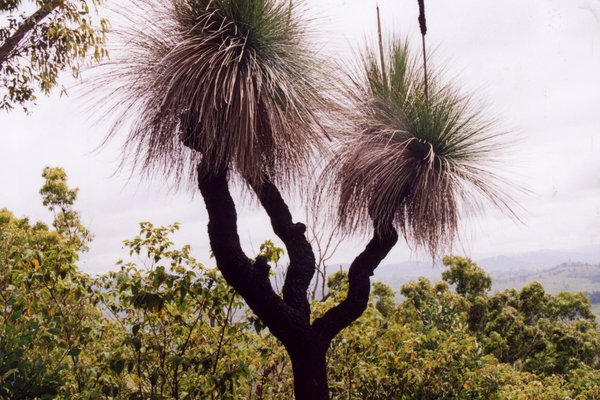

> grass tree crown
[323,40,514,257]
[102,0,331,186]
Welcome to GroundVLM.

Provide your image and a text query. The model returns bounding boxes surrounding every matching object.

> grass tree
[101,0,513,398]
[325,40,513,255]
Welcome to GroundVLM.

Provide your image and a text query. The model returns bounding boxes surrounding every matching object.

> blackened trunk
[289,344,329,400]
[197,166,398,400]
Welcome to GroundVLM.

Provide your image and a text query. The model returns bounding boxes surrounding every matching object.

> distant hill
[370,244,600,287]
[476,244,600,277]
[492,262,600,293]
[492,262,600,318]
[371,260,443,292]
[367,244,600,316]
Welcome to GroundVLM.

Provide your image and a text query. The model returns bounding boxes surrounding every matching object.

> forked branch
[197,167,304,340]
[250,179,315,319]
[312,222,398,341]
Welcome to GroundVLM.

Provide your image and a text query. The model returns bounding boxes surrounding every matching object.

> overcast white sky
[1,0,599,274]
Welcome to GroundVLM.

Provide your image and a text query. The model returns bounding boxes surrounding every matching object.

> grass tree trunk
[197,166,398,399]
[289,341,329,400]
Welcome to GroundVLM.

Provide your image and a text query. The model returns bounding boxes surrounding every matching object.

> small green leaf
[69,348,82,357]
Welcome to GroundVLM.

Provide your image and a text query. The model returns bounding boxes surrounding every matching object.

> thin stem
[417,0,429,101]
[211,290,236,375]
[376,4,388,88]
[421,33,429,101]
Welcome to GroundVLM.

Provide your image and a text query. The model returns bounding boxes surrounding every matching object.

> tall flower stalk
[417,0,429,101]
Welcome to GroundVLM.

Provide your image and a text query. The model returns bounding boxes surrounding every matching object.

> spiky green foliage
[324,40,513,256]
[96,0,330,185]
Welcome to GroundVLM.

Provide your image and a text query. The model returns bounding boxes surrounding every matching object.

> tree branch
[312,222,398,341]
[250,178,315,321]
[197,168,306,343]
[0,0,60,66]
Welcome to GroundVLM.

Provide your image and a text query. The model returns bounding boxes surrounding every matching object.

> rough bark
[289,342,329,400]
[197,167,398,399]
[197,169,303,343]
[249,178,315,320]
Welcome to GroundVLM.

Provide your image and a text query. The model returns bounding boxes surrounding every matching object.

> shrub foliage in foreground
[1,170,599,399]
